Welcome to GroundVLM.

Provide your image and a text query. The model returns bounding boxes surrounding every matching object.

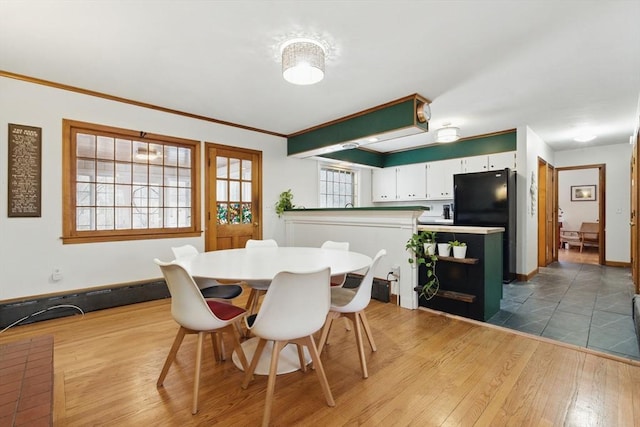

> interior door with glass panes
[205,144,262,251]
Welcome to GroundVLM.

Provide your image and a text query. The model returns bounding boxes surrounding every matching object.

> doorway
[537,158,556,267]
[555,165,605,265]
[205,144,263,251]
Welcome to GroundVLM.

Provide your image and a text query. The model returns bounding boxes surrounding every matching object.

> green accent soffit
[384,131,516,167]
[288,98,425,156]
[320,149,385,167]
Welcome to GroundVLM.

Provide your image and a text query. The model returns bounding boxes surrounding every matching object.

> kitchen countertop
[417,224,505,235]
[286,206,431,212]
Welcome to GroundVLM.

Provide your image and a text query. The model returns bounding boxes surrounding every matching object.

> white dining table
[182,246,373,375]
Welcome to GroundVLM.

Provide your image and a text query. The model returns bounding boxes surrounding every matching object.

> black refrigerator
[453,168,516,283]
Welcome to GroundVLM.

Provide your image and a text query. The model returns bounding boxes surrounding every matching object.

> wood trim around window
[61,119,202,244]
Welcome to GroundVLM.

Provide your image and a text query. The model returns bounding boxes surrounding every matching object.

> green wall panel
[288,99,424,156]
[384,131,516,167]
[321,148,385,167]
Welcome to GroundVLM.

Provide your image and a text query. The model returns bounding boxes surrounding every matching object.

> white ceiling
[1,1,639,153]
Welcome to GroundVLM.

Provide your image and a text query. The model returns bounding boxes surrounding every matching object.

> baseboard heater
[343,273,391,303]
[0,280,170,329]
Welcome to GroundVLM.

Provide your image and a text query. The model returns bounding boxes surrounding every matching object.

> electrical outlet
[390,265,400,280]
[51,268,63,282]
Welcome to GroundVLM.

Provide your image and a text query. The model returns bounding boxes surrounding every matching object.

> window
[319,165,357,208]
[62,120,201,243]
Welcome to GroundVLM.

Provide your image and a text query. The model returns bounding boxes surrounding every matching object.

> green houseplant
[275,189,294,217]
[449,240,467,259]
[406,230,439,300]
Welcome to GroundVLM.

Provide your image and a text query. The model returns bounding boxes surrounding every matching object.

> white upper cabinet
[396,163,427,201]
[372,163,428,202]
[488,151,516,170]
[371,167,397,202]
[461,151,517,173]
[426,158,462,200]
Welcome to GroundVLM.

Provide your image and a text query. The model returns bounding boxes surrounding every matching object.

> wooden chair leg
[301,336,335,407]
[317,312,338,354]
[242,338,267,389]
[359,310,377,352]
[228,323,249,373]
[210,332,221,362]
[245,289,256,311]
[348,312,368,379]
[262,340,285,427]
[192,331,205,414]
[296,344,307,372]
[157,327,187,387]
[343,317,352,331]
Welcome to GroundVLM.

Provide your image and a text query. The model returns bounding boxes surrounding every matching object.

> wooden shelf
[436,255,479,264]
[435,290,476,303]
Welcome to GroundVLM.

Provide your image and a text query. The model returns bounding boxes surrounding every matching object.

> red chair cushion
[206,300,245,321]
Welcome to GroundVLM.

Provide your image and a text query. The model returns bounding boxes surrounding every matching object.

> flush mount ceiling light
[574,133,596,142]
[341,142,359,150]
[435,125,461,143]
[281,38,325,85]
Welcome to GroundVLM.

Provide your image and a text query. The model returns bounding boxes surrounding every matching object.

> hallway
[488,261,639,360]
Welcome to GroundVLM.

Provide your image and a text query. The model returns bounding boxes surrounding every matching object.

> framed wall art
[8,123,42,217]
[571,185,596,202]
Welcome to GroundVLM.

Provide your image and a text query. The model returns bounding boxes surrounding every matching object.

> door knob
[254,222,259,227]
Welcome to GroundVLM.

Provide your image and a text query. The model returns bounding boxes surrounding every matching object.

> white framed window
[319,164,358,208]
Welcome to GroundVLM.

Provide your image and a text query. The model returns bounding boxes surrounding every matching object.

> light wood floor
[557,246,599,265]
[1,290,639,426]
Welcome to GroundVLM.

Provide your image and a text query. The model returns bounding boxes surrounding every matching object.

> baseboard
[605,260,631,268]
[0,280,169,329]
[516,268,538,282]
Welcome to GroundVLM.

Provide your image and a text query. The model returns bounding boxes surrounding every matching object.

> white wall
[557,168,600,231]
[555,143,631,263]
[0,77,320,300]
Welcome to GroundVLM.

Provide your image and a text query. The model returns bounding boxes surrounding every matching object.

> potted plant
[437,242,451,257]
[450,240,467,259]
[275,189,294,217]
[422,230,437,255]
[406,231,440,300]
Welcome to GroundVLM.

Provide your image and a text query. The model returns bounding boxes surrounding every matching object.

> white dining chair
[171,244,244,301]
[320,240,350,287]
[317,249,386,379]
[241,267,334,427]
[244,239,278,315]
[154,259,249,415]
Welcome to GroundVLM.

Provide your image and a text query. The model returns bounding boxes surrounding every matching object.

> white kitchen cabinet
[461,151,517,173]
[396,163,427,200]
[488,151,516,170]
[371,167,397,202]
[426,158,462,200]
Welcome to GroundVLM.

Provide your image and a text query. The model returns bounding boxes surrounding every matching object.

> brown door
[632,138,638,287]
[538,159,555,266]
[205,144,262,251]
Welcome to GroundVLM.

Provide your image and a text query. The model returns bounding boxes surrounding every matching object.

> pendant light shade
[281,39,325,85]
[435,126,461,143]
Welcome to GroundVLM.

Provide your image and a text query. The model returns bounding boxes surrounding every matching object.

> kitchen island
[416,225,504,320]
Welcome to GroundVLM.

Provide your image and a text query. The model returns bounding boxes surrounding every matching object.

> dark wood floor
[0,289,638,426]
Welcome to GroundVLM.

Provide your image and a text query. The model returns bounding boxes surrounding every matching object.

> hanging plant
[406,230,440,300]
[275,189,294,217]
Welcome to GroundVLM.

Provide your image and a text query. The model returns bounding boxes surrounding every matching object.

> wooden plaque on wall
[8,123,42,217]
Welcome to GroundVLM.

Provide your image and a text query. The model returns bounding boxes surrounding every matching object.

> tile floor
[0,335,53,427]
[488,261,640,360]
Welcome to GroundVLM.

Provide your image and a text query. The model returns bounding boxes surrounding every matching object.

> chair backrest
[321,240,349,251]
[580,222,599,240]
[171,244,199,260]
[246,239,278,248]
[250,267,331,341]
[334,249,386,312]
[321,241,350,286]
[154,259,228,331]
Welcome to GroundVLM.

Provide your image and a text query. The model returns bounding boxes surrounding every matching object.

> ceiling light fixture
[341,142,359,150]
[574,133,596,142]
[281,38,325,85]
[435,124,461,143]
